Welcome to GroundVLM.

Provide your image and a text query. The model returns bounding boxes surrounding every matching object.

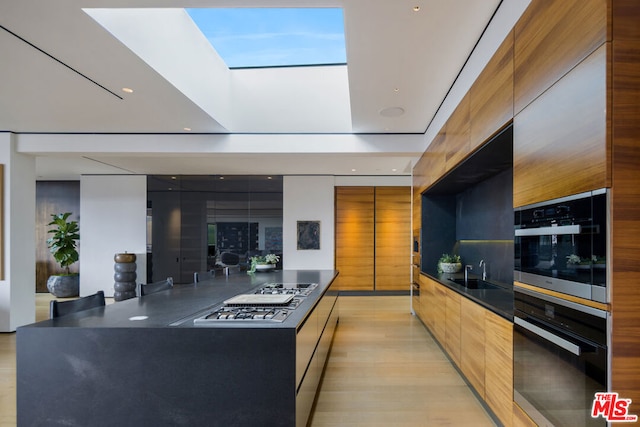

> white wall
[0,133,36,331]
[283,176,335,270]
[80,175,147,297]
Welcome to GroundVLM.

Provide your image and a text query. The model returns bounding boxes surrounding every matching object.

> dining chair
[139,277,174,296]
[50,290,106,319]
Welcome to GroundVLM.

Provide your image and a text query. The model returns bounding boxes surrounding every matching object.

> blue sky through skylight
[186,8,346,68]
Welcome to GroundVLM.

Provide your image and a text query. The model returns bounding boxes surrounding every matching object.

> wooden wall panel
[35,181,81,293]
[335,187,375,291]
[485,311,514,427]
[513,0,608,114]
[613,0,640,41]
[470,30,514,150]
[610,38,640,410]
[460,297,485,398]
[375,187,411,291]
[513,44,608,207]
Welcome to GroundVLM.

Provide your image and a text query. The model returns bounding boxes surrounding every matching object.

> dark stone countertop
[23,269,339,330]
[426,272,514,321]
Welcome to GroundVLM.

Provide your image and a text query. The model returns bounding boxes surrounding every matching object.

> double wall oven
[514,189,610,426]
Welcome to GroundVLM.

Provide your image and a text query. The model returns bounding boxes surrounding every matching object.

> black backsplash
[454,169,513,285]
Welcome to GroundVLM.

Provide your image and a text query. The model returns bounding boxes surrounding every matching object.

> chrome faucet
[479,260,487,280]
[464,264,473,281]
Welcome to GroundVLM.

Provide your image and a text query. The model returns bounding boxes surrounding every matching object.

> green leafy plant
[46,212,79,274]
[248,253,280,273]
[438,253,461,264]
[438,253,461,273]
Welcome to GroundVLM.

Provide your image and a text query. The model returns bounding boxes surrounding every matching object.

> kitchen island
[17,269,339,427]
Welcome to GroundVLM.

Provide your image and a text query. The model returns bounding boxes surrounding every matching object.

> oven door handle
[514,317,581,356]
[515,224,581,236]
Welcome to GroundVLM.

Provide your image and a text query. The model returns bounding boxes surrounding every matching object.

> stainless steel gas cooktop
[193,283,317,324]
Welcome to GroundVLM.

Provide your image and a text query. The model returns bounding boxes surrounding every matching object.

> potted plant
[438,253,462,274]
[248,253,280,273]
[46,212,80,297]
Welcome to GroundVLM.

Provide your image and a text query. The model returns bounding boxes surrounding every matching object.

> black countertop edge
[424,272,514,322]
[21,269,340,330]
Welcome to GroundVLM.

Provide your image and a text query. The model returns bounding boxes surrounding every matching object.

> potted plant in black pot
[46,212,80,297]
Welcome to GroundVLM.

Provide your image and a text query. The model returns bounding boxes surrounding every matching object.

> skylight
[186,8,346,68]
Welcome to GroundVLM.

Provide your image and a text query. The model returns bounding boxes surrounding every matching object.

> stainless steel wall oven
[514,189,608,303]
[514,287,608,426]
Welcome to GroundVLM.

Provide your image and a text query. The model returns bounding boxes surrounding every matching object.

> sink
[450,278,500,290]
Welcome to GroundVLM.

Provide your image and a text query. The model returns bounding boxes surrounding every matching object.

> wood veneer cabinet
[419,275,446,344]
[513,0,608,115]
[470,30,514,152]
[485,310,514,427]
[444,288,461,367]
[416,278,514,426]
[460,296,486,399]
[335,186,410,291]
[444,93,470,171]
[418,274,435,329]
[513,44,609,207]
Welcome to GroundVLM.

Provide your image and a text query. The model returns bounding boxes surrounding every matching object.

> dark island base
[17,270,339,427]
[18,328,297,426]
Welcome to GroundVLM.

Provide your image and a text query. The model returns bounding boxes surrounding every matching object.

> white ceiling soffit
[84,7,352,134]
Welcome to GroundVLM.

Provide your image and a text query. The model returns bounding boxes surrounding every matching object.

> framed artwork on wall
[297,221,320,250]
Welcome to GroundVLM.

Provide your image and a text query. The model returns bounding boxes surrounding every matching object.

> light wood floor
[309,296,495,427]
[0,295,495,427]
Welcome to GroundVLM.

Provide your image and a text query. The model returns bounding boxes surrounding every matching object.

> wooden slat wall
[374,187,411,291]
[610,0,640,409]
[335,187,375,291]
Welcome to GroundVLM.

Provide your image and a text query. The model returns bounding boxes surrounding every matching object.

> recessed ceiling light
[351,168,356,172]
[183,127,192,131]
[394,88,400,93]
[122,87,134,93]
[413,6,421,12]
[380,107,405,117]
[392,168,397,172]
[171,176,177,180]
[267,176,273,180]
[219,176,225,180]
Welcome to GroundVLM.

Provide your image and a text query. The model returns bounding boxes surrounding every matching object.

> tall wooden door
[335,187,375,291]
[335,186,411,291]
[375,187,411,290]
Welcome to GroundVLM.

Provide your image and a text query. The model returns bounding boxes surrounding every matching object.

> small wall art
[297,220,320,250]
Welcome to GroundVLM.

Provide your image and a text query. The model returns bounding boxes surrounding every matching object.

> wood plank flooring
[0,295,495,427]
[309,296,495,427]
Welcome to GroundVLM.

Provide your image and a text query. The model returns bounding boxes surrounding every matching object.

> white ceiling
[0,0,528,179]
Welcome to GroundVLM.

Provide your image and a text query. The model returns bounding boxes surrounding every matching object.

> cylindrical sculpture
[114,252,137,301]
